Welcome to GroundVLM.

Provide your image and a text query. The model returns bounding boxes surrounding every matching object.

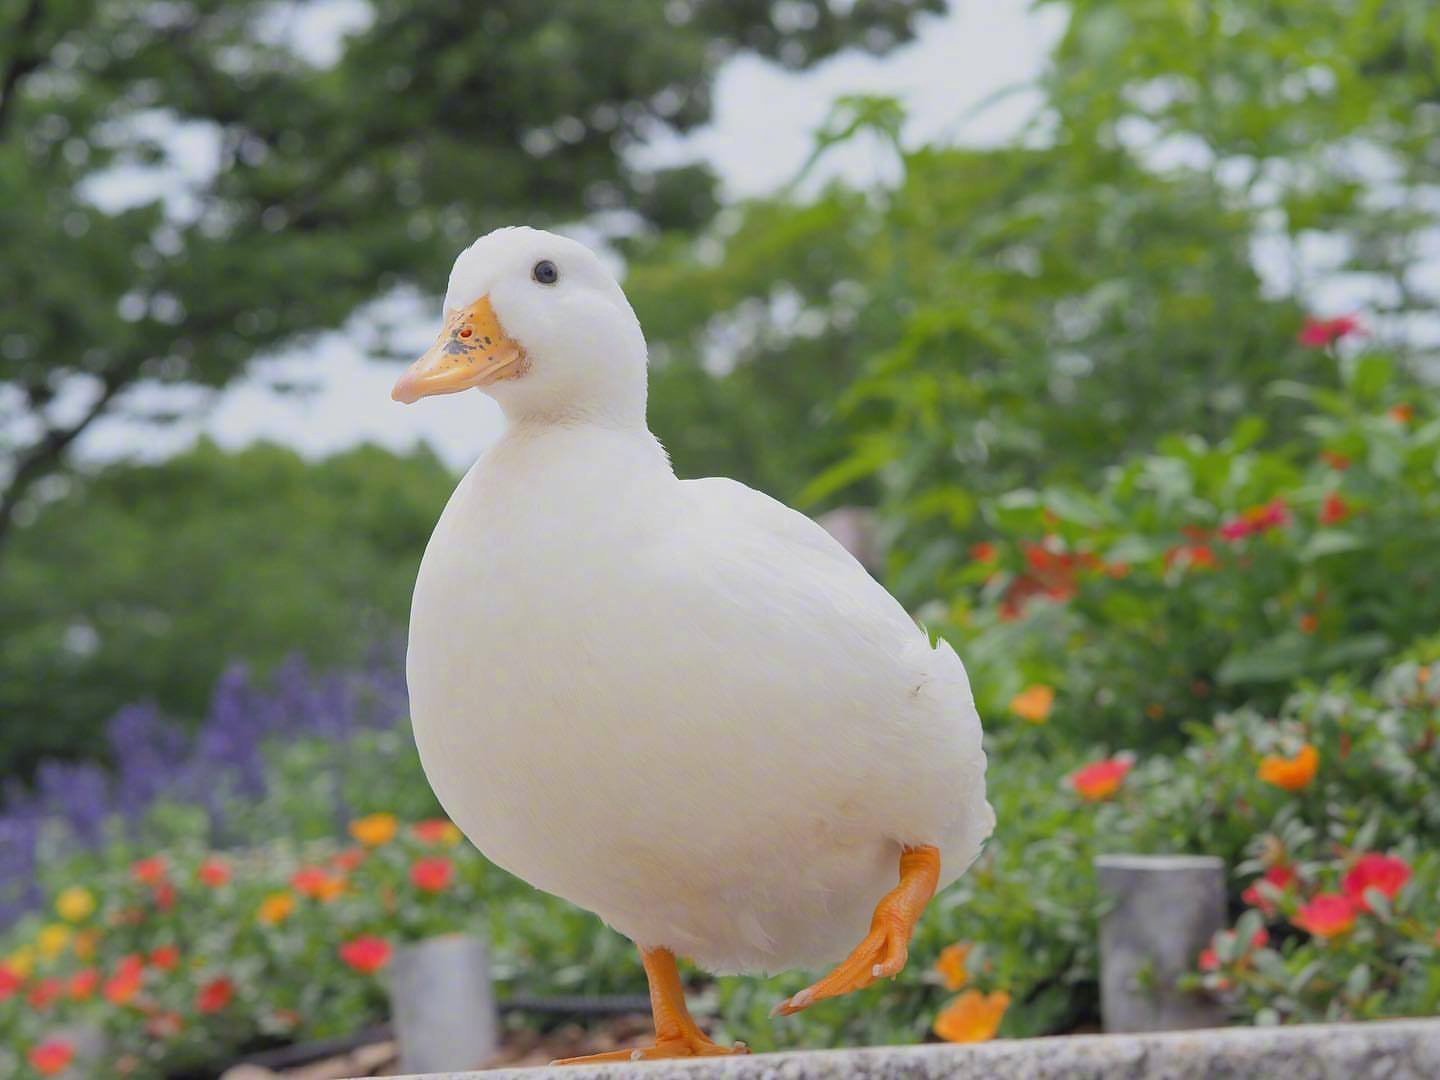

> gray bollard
[1095,854,1228,1033]
[389,933,500,1073]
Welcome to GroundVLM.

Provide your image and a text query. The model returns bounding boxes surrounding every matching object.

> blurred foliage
[0,0,941,551]
[951,347,1439,748]
[0,440,452,777]
[635,0,1440,607]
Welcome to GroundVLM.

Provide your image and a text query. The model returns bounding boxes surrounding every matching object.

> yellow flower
[55,886,96,923]
[7,946,35,978]
[349,812,399,847]
[1258,743,1319,792]
[257,892,296,926]
[73,928,101,961]
[933,989,1011,1043]
[1009,685,1055,724]
[935,942,972,991]
[37,923,72,960]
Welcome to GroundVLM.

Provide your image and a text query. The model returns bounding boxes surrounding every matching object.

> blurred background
[2,0,1439,1076]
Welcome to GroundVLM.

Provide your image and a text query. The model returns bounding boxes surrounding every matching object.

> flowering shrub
[950,350,1438,749]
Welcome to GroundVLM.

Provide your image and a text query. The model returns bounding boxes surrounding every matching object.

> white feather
[405,228,994,975]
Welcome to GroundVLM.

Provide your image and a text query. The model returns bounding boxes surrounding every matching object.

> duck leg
[772,844,941,1016]
[551,946,749,1065]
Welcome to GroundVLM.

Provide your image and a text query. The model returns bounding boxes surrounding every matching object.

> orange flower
[1070,757,1133,801]
[1320,450,1351,471]
[970,541,998,564]
[411,819,463,846]
[1389,403,1414,423]
[149,944,180,971]
[349,813,399,847]
[130,856,168,886]
[197,976,234,1013]
[28,1040,75,1076]
[197,858,231,888]
[933,989,1010,1043]
[257,892,296,925]
[935,943,972,991]
[67,969,99,1001]
[291,867,346,902]
[410,857,456,893]
[73,929,100,961]
[1009,685,1055,724]
[1293,893,1357,938]
[1299,612,1319,634]
[1258,744,1319,791]
[339,936,392,974]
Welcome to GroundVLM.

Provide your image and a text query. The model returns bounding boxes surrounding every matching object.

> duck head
[392,227,648,425]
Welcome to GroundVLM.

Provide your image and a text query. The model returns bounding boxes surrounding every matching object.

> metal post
[1095,854,1228,1033]
[389,933,500,1073]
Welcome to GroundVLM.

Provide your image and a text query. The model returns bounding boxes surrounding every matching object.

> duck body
[407,420,993,974]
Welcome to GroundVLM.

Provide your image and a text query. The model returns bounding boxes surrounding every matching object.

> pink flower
[1299,315,1363,347]
[339,936,392,974]
[1342,853,1411,913]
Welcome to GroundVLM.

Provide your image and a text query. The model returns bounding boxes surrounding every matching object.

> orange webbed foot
[552,946,749,1066]
[772,844,941,1017]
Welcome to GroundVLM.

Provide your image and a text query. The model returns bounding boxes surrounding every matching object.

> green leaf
[1300,530,1367,560]
[1217,635,1310,685]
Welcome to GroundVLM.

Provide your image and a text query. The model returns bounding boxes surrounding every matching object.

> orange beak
[392,295,526,404]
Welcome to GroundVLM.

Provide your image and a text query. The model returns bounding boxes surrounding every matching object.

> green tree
[0,440,454,777]
[0,0,943,554]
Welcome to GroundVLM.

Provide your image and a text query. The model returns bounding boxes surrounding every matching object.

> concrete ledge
[391,1018,1440,1079]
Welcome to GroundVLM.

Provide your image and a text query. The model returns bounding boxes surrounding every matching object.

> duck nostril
[459,328,473,338]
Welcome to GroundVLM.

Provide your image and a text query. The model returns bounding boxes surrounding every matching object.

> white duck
[393,227,993,1064]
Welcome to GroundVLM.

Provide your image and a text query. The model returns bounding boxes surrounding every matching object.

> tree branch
[0,376,124,555]
[0,0,47,139]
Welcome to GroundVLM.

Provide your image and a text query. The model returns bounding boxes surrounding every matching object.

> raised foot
[552,1037,750,1066]
[772,844,941,1017]
[770,919,908,1017]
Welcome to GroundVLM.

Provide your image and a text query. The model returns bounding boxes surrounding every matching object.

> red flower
[410,857,456,893]
[1293,893,1357,938]
[0,963,22,1001]
[1320,450,1351,471]
[1242,864,1297,915]
[27,977,63,1010]
[1342,853,1412,913]
[67,969,100,1001]
[131,856,168,885]
[28,1040,75,1076]
[1165,543,1216,571]
[331,847,367,872]
[1319,493,1351,525]
[197,858,231,888]
[149,944,180,971]
[1070,757,1133,801]
[197,976,234,1013]
[339,936,392,974]
[970,541,998,564]
[1220,499,1290,542]
[1298,314,1362,347]
[410,819,463,846]
[291,866,346,902]
[104,955,145,1005]
[146,1010,185,1039]
[151,880,177,912]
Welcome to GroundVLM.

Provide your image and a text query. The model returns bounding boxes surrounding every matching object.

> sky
[76,1,1066,472]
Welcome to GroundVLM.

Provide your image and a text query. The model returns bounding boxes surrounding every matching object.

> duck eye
[532,259,559,285]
